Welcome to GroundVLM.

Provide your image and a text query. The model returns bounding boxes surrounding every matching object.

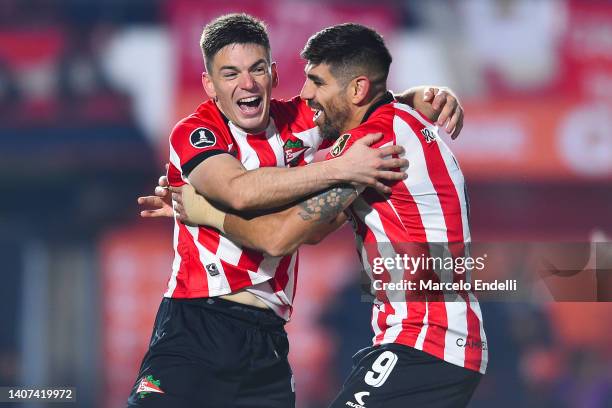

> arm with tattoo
[223,184,357,256]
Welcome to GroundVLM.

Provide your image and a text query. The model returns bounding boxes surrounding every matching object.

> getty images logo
[345,391,369,407]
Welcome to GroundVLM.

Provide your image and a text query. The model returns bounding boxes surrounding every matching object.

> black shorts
[126,297,294,408]
[329,344,482,408]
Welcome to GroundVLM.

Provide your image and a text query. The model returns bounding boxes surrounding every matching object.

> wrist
[322,157,347,185]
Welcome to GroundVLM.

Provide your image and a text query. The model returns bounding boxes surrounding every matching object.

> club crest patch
[190,127,217,149]
[283,138,309,167]
[330,133,351,157]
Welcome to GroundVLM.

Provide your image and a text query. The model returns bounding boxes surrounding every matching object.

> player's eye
[252,66,267,75]
[223,72,238,79]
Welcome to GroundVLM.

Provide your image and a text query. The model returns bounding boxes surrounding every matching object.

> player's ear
[350,76,370,105]
[271,62,279,89]
[202,72,217,100]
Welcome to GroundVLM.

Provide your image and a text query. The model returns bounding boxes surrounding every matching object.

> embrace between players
[129,13,486,408]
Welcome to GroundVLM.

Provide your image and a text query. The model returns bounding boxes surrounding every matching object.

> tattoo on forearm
[297,184,357,223]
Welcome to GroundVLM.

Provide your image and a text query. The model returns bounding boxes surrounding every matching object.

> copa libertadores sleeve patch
[189,127,217,149]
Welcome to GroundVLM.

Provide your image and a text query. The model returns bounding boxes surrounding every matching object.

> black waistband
[169,297,285,329]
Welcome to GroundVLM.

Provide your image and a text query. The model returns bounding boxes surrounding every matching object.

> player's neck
[343,90,387,133]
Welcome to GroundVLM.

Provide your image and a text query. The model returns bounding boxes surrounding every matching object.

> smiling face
[300,62,352,141]
[202,43,277,134]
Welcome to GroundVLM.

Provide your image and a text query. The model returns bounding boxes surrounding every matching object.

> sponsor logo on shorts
[345,391,369,407]
[136,375,164,398]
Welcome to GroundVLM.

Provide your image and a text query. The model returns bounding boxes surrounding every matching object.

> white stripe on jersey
[436,137,471,243]
[468,291,489,373]
[413,301,429,350]
[185,225,231,293]
[266,121,287,167]
[392,116,448,243]
[217,234,244,265]
[230,122,260,170]
[169,143,186,181]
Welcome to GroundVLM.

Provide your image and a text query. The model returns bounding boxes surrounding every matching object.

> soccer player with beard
[170,23,485,408]
[132,14,466,408]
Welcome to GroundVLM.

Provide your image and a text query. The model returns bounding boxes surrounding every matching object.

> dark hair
[301,23,392,93]
[200,14,271,71]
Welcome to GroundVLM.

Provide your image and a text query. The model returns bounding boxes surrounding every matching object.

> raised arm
[394,86,464,139]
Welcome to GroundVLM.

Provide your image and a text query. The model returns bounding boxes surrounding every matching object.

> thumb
[356,132,383,147]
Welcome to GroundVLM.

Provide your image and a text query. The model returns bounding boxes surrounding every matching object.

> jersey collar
[360,91,395,124]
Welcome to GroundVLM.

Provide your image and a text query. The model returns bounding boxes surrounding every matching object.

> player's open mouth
[313,109,323,121]
[237,96,263,116]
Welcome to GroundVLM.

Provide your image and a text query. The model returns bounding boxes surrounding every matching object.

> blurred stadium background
[1,0,611,407]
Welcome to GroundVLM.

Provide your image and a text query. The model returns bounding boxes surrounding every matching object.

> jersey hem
[377,338,487,375]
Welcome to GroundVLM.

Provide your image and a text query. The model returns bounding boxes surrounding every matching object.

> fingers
[432,90,447,112]
[155,186,168,197]
[448,109,464,139]
[436,97,456,127]
[374,181,392,195]
[171,192,184,206]
[378,158,409,170]
[138,196,165,207]
[376,170,408,181]
[424,87,438,103]
[158,175,169,188]
[140,209,167,218]
[356,132,383,146]
[174,202,186,222]
[378,145,405,158]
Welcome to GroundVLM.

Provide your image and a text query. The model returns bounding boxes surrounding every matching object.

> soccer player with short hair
[131,14,466,408]
[172,23,486,408]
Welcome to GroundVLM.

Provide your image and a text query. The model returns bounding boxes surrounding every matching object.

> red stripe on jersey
[237,248,264,272]
[176,222,208,296]
[220,260,257,291]
[396,109,464,243]
[396,108,482,369]
[247,133,277,167]
[269,255,292,293]
[197,228,220,253]
[218,248,262,292]
[349,205,396,344]
[381,181,430,348]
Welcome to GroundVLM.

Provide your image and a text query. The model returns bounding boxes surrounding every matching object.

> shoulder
[170,101,231,147]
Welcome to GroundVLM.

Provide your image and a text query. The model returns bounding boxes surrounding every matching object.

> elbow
[227,193,251,212]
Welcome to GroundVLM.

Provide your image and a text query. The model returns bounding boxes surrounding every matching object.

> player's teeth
[239,97,259,103]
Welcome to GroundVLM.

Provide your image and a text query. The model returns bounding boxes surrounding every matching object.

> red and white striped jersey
[166,96,326,320]
[325,92,488,374]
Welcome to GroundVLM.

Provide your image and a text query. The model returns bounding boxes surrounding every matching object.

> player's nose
[238,72,256,90]
[299,81,314,101]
